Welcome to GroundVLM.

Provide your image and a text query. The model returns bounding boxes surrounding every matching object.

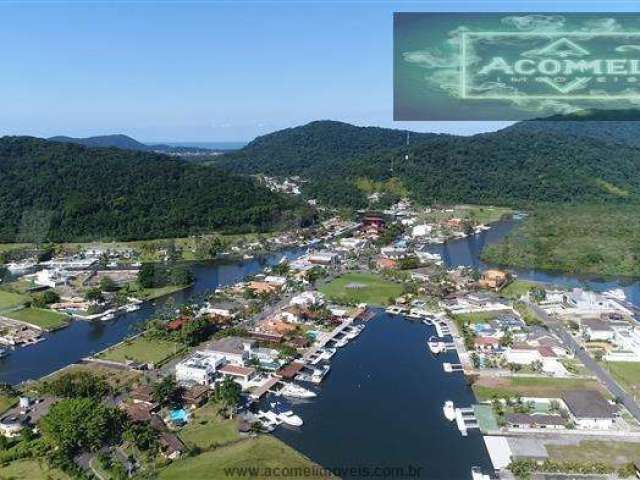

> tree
[215,377,241,418]
[33,289,60,308]
[137,263,157,289]
[44,371,111,400]
[500,330,513,348]
[179,317,212,346]
[271,261,290,276]
[85,287,104,302]
[100,276,118,292]
[41,398,127,457]
[170,265,194,286]
[123,423,159,453]
[152,376,183,408]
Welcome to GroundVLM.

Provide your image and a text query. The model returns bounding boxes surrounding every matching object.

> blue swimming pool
[169,408,189,423]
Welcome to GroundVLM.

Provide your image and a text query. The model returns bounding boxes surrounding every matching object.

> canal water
[275,312,493,479]
[0,249,303,384]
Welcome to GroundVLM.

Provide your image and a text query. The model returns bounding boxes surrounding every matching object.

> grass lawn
[605,362,640,397]
[0,290,28,310]
[319,272,403,306]
[179,402,240,450]
[97,335,182,365]
[498,280,541,300]
[158,436,331,480]
[129,284,189,301]
[33,364,141,394]
[451,310,507,330]
[472,376,603,401]
[547,440,640,466]
[0,395,17,414]
[0,279,36,295]
[4,307,69,330]
[0,459,70,479]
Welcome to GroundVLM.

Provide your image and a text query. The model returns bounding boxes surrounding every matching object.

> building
[479,270,510,290]
[175,353,225,386]
[581,318,615,342]
[129,385,156,406]
[182,385,210,408]
[505,413,566,430]
[290,291,324,308]
[217,364,256,383]
[204,337,255,366]
[205,300,243,319]
[361,213,385,236]
[308,251,340,267]
[562,390,617,430]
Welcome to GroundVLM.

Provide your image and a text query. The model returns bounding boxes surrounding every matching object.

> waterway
[0,249,303,384]
[275,312,492,479]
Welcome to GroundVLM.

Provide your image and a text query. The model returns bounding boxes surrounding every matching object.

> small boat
[124,304,141,312]
[279,383,316,399]
[243,254,254,260]
[443,401,456,421]
[334,336,349,348]
[603,288,626,301]
[261,401,303,427]
[471,466,490,480]
[102,313,115,320]
[319,347,337,360]
[428,336,445,354]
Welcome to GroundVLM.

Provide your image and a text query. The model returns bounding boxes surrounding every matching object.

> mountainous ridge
[0,136,308,242]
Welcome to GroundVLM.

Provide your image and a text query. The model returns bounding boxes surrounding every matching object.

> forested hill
[0,137,308,243]
[216,120,445,175]
[505,110,640,148]
[214,120,640,209]
[48,134,151,151]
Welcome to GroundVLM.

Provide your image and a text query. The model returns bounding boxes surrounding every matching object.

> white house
[562,390,617,430]
[504,348,542,366]
[175,352,225,386]
[290,291,325,308]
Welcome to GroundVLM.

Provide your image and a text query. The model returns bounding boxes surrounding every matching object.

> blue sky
[0,0,638,142]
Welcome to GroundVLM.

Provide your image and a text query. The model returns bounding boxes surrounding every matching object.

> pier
[443,362,464,373]
[434,320,452,337]
[455,407,479,437]
[428,340,456,355]
[302,319,353,361]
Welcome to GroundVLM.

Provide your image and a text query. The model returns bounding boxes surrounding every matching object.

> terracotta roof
[474,336,500,345]
[124,403,153,423]
[276,361,305,379]
[129,385,155,403]
[218,364,255,377]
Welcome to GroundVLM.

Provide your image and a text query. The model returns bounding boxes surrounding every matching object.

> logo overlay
[394,13,640,120]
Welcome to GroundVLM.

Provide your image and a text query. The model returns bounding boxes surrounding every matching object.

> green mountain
[48,134,151,151]
[0,137,309,243]
[215,119,640,208]
[505,109,640,148]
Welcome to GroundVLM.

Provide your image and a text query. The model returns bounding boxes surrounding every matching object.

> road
[526,301,640,422]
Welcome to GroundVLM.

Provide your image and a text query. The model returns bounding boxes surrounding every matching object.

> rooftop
[562,390,617,419]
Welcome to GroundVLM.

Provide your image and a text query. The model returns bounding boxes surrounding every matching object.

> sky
[0,0,639,142]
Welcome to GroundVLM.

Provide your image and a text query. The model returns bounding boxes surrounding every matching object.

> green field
[0,290,28,310]
[179,402,240,450]
[498,280,542,300]
[319,272,403,306]
[451,310,507,330]
[130,284,190,301]
[97,335,182,365]
[0,459,70,479]
[605,362,640,397]
[4,307,69,330]
[547,440,640,466]
[472,376,602,401]
[158,436,330,480]
[483,204,640,277]
[0,395,17,414]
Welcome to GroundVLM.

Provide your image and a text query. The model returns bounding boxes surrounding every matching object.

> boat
[310,365,330,383]
[243,254,254,260]
[102,313,115,321]
[471,466,490,480]
[334,336,349,348]
[268,400,303,426]
[279,383,316,399]
[443,401,456,421]
[124,304,141,312]
[319,347,337,360]
[603,288,626,301]
[428,336,445,354]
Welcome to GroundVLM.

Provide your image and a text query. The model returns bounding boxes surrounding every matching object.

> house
[361,213,385,235]
[562,390,617,430]
[339,238,367,250]
[204,337,255,366]
[505,413,566,430]
[129,385,156,406]
[582,318,615,342]
[206,300,243,319]
[217,364,256,383]
[376,257,397,270]
[380,246,408,260]
[166,316,191,331]
[504,347,542,366]
[474,336,500,352]
[252,347,280,368]
[248,281,278,295]
[264,275,287,288]
[176,353,224,386]
[411,224,432,238]
[308,251,340,267]
[290,291,324,308]
[124,403,154,423]
[159,432,185,459]
[276,361,305,380]
[479,270,509,290]
[182,385,210,408]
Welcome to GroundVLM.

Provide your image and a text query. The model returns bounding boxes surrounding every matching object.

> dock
[443,362,464,373]
[302,319,353,361]
[455,407,479,437]
[434,320,452,337]
[249,376,280,400]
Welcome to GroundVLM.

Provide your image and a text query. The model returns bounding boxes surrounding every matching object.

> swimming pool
[169,408,189,424]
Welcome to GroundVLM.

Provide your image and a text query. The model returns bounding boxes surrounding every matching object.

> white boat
[243,254,254,260]
[311,365,330,384]
[443,401,456,421]
[279,383,316,399]
[124,304,141,312]
[428,336,445,354]
[471,467,490,480]
[319,347,336,360]
[334,336,349,348]
[102,313,115,320]
[603,288,626,301]
[268,400,303,426]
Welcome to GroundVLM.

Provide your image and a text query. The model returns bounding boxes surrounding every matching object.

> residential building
[562,390,617,430]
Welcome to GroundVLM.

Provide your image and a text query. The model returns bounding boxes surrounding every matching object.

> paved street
[526,301,640,422]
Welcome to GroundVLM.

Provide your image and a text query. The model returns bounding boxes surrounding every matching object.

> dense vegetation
[0,136,312,242]
[216,120,640,208]
[482,204,640,277]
